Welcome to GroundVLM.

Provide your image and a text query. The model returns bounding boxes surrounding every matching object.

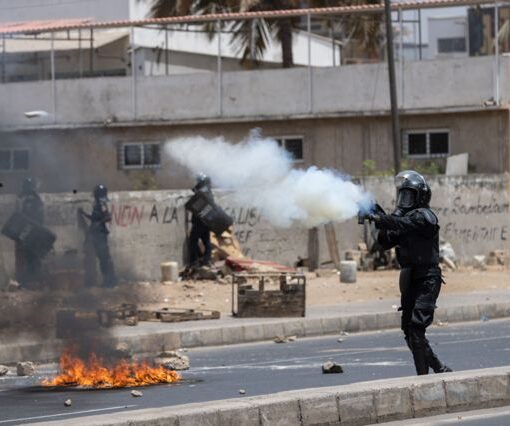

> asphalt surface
[2,318,510,425]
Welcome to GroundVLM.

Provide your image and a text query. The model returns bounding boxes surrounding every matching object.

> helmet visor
[394,170,426,190]
[397,188,416,209]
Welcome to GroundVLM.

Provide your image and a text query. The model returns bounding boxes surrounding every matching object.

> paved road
[2,319,510,425]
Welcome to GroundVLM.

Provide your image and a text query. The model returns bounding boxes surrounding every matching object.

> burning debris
[42,349,181,389]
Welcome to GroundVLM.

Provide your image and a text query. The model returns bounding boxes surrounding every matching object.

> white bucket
[161,261,179,283]
[340,260,357,284]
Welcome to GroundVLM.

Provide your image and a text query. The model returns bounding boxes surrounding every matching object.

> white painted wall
[0,55,506,129]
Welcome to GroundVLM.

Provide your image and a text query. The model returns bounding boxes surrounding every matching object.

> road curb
[27,366,510,426]
[2,300,509,364]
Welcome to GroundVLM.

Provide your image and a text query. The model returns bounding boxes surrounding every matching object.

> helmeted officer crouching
[79,185,117,288]
[363,170,452,375]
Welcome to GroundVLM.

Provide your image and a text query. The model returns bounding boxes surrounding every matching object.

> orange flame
[42,349,181,388]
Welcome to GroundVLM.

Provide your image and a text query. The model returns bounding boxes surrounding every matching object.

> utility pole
[384,0,401,173]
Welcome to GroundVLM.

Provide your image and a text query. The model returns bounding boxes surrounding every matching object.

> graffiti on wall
[433,195,509,244]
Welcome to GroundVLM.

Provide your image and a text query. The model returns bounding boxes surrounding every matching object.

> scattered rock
[473,255,487,271]
[131,390,143,397]
[124,316,138,326]
[337,338,344,343]
[239,389,246,395]
[339,331,350,336]
[436,320,448,327]
[7,280,20,292]
[439,241,457,269]
[195,266,217,280]
[64,399,72,407]
[0,365,8,376]
[154,351,190,371]
[480,315,490,322]
[487,250,508,266]
[16,361,35,376]
[274,335,297,343]
[322,361,343,374]
[183,283,195,290]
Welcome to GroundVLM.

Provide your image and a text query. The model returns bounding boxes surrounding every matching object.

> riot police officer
[16,178,44,287]
[365,170,452,375]
[79,185,117,288]
[187,174,213,266]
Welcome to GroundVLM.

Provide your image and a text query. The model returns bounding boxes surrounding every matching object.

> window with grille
[404,131,449,158]
[274,136,304,161]
[121,143,161,169]
[0,149,30,171]
[437,37,466,53]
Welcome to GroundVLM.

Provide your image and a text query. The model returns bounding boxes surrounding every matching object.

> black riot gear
[187,175,214,266]
[21,177,36,196]
[395,170,431,213]
[79,186,117,288]
[93,184,108,202]
[15,178,45,287]
[371,172,451,376]
[194,173,212,194]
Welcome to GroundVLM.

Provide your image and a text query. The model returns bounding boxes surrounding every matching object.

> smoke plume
[165,132,373,228]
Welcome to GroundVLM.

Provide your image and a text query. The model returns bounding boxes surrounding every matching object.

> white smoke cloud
[165,132,373,228]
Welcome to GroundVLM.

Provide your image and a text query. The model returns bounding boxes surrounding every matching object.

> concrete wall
[1,56,507,129]
[0,174,507,281]
[0,111,507,196]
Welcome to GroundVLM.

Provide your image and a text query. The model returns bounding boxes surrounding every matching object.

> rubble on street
[322,361,344,374]
[16,361,35,376]
[154,351,190,371]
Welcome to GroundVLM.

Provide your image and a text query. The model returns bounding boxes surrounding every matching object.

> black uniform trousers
[15,242,42,288]
[90,232,116,288]
[400,267,444,375]
[189,220,212,266]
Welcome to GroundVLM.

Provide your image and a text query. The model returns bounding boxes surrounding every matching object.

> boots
[412,349,430,375]
[427,348,453,373]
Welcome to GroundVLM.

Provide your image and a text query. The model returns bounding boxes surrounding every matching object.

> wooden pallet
[137,305,220,323]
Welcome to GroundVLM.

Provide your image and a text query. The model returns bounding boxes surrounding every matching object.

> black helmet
[394,170,431,211]
[93,184,108,201]
[194,173,211,191]
[21,177,36,195]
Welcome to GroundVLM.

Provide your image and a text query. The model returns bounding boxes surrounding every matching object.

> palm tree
[147,0,382,68]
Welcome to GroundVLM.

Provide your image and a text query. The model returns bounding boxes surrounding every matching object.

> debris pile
[17,361,35,376]
[154,351,190,371]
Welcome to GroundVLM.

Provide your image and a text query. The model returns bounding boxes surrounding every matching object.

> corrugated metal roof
[0,0,507,36]
[0,18,93,35]
[2,29,129,53]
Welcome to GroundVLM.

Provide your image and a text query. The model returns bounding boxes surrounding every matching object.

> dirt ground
[156,265,510,313]
[1,266,508,333]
